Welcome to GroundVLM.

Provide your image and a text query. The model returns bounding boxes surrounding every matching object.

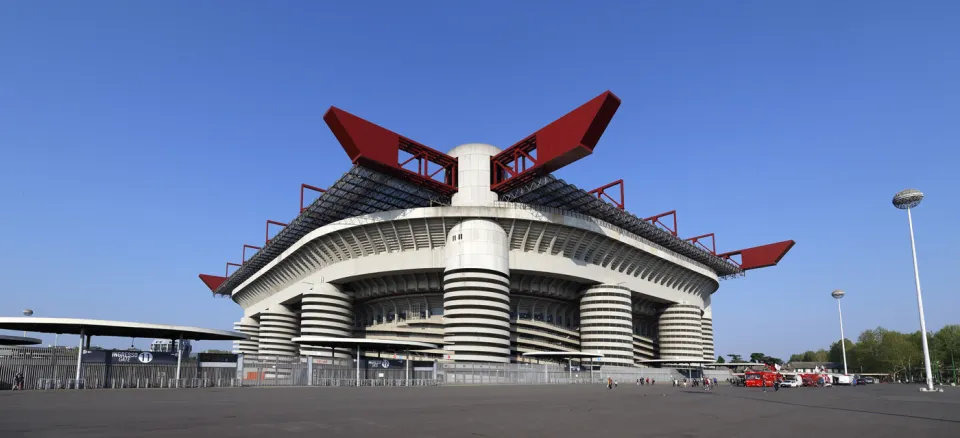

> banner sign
[364,359,433,369]
[198,353,238,363]
[81,350,178,365]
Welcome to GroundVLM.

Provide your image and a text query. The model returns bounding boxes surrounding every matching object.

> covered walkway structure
[293,336,438,387]
[0,317,246,386]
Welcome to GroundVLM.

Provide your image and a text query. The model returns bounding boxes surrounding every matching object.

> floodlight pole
[837,299,848,375]
[405,349,410,386]
[356,344,361,387]
[906,208,935,392]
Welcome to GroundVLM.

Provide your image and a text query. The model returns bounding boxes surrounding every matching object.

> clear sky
[1,2,958,359]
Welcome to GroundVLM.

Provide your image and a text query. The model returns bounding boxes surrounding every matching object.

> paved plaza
[2,384,959,437]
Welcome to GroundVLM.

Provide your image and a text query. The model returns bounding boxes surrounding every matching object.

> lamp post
[22,309,33,337]
[831,290,848,375]
[892,188,936,392]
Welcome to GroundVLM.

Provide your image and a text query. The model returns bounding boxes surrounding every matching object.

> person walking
[13,370,24,391]
[607,377,613,390]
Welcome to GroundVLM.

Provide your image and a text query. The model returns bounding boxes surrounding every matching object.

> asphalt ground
[1,383,959,437]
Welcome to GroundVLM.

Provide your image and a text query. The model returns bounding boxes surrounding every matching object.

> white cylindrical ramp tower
[579,285,634,367]
[658,304,703,360]
[701,305,715,361]
[232,316,260,354]
[300,283,354,358]
[257,304,299,356]
[443,218,511,363]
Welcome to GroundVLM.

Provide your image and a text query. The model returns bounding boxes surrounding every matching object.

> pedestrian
[607,377,613,390]
[614,380,618,388]
[774,377,781,392]
[713,377,718,386]
[762,378,767,392]
[13,370,24,391]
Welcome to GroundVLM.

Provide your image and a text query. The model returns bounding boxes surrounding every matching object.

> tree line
[785,325,960,383]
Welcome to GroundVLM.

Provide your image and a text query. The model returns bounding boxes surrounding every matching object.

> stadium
[198,90,794,368]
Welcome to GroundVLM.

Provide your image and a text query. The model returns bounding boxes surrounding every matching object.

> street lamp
[831,290,848,375]
[892,188,937,392]
[22,309,33,337]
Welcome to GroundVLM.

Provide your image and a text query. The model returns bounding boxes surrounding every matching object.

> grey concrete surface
[1,384,958,437]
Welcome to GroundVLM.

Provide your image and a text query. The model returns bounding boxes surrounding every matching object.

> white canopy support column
[175,333,184,382]
[356,344,361,387]
[75,328,85,382]
[405,349,410,386]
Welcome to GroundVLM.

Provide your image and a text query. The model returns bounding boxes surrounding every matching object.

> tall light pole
[831,290,848,375]
[892,188,936,392]
[22,309,33,337]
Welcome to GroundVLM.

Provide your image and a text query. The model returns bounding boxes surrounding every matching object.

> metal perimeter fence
[2,347,726,390]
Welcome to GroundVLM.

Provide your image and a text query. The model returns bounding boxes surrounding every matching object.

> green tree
[716,355,726,364]
[933,325,960,382]
[829,339,856,369]
[727,354,743,363]
[749,352,766,363]
[789,353,805,362]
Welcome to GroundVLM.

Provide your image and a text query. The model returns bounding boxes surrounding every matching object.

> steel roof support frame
[300,184,326,213]
[226,262,241,277]
[685,233,716,255]
[265,220,288,244]
[644,211,677,237]
[587,179,624,210]
[242,244,261,263]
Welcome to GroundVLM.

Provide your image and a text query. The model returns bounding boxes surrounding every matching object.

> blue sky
[1,2,958,359]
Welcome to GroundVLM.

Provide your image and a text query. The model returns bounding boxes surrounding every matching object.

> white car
[779,376,802,388]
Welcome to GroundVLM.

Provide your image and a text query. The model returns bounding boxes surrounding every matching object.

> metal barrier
[7,347,690,390]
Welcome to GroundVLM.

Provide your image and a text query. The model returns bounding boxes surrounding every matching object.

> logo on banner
[138,352,154,363]
[381,359,390,368]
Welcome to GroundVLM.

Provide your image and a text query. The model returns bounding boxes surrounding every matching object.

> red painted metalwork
[323,107,457,196]
[587,179,624,210]
[265,220,288,244]
[198,274,227,291]
[645,210,677,236]
[300,183,326,212]
[685,233,716,255]
[490,91,621,193]
[719,240,796,271]
[225,262,242,277]
[242,244,262,263]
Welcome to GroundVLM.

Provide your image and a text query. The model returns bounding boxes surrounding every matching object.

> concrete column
[232,316,260,355]
[257,304,299,356]
[299,283,353,358]
[701,304,715,361]
[443,218,511,363]
[658,303,703,361]
[579,285,634,367]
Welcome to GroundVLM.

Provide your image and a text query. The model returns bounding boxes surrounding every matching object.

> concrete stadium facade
[201,91,793,367]
[229,144,721,366]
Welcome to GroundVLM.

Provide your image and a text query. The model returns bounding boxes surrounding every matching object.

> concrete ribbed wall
[299,283,354,358]
[232,316,259,354]
[701,316,715,361]
[257,305,299,356]
[657,304,703,360]
[443,219,511,363]
[579,285,634,366]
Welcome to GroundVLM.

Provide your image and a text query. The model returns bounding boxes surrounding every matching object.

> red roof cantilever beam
[685,233,716,255]
[198,274,227,292]
[323,107,457,196]
[719,240,796,271]
[645,210,678,236]
[491,90,621,193]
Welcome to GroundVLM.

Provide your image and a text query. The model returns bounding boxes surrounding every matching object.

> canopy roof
[0,334,42,346]
[292,336,438,351]
[521,351,605,359]
[0,318,247,341]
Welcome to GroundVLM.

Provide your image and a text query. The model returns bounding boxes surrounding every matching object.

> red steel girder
[323,107,457,196]
[685,233,716,255]
[265,220,288,244]
[645,210,677,236]
[226,262,242,277]
[242,244,262,263]
[719,240,796,271]
[198,274,227,292]
[300,183,326,213]
[587,179,624,210]
[491,90,621,193]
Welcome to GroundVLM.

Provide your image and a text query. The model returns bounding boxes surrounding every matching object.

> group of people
[605,377,658,389]
[672,377,718,389]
